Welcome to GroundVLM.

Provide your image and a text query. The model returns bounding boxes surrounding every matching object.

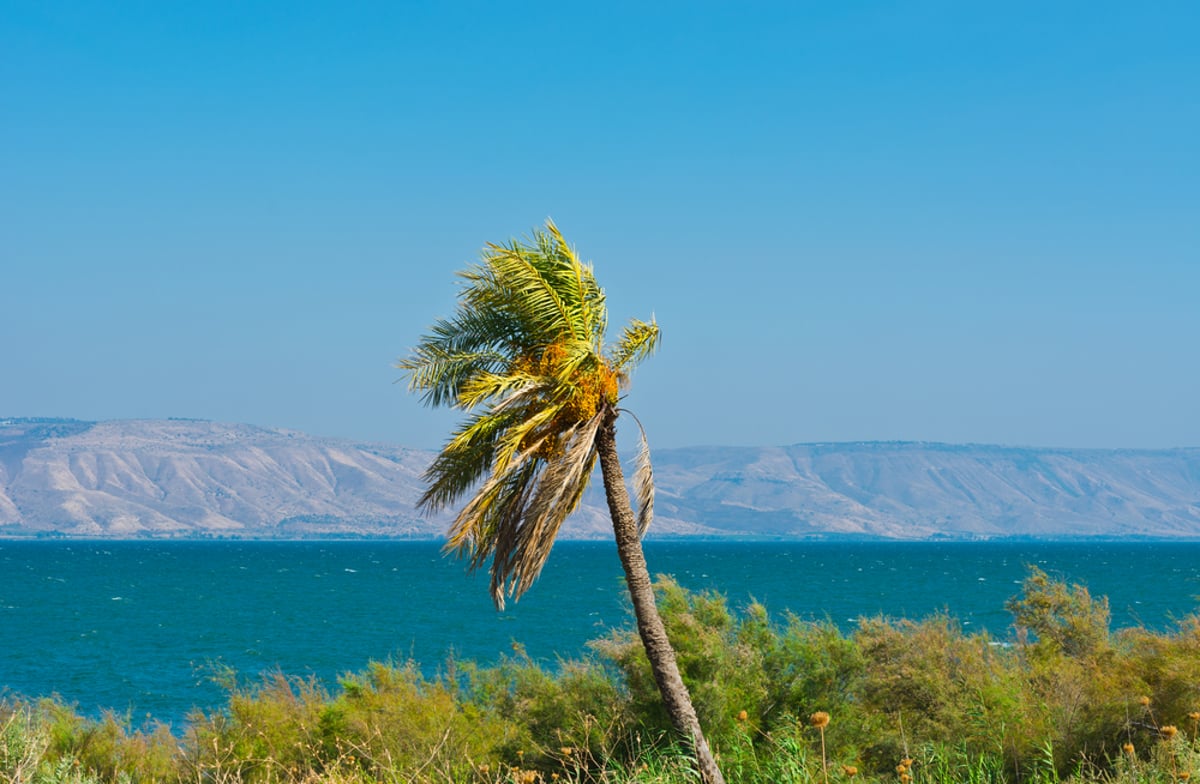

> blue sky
[3,2,1197,450]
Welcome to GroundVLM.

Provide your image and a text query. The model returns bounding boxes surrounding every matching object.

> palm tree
[398,220,725,784]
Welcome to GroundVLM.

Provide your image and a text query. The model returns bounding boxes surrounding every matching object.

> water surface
[2,540,1197,724]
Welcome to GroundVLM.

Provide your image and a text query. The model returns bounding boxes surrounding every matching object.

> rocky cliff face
[2,418,1198,539]
[643,442,1200,538]
[0,418,442,538]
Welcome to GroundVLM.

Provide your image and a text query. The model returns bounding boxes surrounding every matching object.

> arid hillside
[2,418,1198,539]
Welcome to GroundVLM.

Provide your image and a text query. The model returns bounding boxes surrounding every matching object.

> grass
[3,568,1200,784]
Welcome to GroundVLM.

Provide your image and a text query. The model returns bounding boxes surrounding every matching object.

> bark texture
[595,412,726,784]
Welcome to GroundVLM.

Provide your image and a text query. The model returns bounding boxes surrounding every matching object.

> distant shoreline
[5,533,1200,543]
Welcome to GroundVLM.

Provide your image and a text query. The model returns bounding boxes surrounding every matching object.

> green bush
[853,613,1026,771]
[1120,616,1200,737]
[2,702,48,782]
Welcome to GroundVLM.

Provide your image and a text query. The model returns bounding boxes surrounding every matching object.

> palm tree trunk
[595,412,726,784]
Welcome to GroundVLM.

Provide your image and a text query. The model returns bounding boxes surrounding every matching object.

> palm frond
[444,458,541,602]
[455,370,538,412]
[628,413,655,538]
[544,220,606,342]
[428,299,525,355]
[504,412,604,601]
[610,318,660,372]
[490,402,564,474]
[402,351,507,409]
[398,305,522,407]
[483,240,581,344]
[418,407,521,512]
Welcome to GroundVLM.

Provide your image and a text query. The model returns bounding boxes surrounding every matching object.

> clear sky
[3,2,1197,451]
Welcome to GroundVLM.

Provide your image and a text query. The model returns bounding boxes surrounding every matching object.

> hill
[1,418,1198,539]
[644,441,1200,538]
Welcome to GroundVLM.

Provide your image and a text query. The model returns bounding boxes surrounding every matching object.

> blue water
[2,540,1199,725]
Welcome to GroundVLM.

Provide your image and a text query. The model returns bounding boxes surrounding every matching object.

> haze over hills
[2,418,1199,540]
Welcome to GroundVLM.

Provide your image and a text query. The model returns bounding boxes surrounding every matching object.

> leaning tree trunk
[595,412,726,784]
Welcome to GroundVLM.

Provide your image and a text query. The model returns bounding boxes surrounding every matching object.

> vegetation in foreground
[4,568,1200,784]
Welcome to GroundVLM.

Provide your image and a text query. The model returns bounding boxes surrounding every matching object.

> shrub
[759,613,866,735]
[593,576,777,748]
[1119,615,1200,737]
[1006,566,1111,660]
[853,613,1028,771]
[2,701,49,782]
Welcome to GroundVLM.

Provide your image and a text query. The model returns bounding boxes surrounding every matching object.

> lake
[2,539,1198,725]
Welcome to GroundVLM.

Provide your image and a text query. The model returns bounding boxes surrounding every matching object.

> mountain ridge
[2,417,1198,540]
